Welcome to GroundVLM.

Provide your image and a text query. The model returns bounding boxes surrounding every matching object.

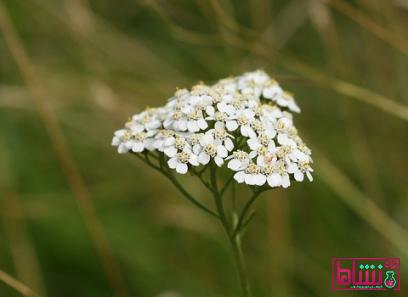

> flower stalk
[230,234,251,297]
[137,151,266,296]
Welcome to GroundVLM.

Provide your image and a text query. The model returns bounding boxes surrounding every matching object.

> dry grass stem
[0,2,128,296]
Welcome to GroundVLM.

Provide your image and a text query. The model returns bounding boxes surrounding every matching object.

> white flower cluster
[112,70,313,188]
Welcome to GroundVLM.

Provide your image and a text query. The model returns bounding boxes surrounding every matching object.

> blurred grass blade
[325,0,408,55]
[280,54,408,121]
[175,1,408,122]
[140,0,220,45]
[2,192,47,297]
[309,1,386,204]
[0,269,40,297]
[316,153,408,257]
[0,2,128,297]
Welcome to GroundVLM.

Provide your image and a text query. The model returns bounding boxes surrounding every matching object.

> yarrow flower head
[112,70,313,188]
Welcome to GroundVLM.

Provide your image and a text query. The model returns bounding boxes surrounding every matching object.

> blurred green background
[0,0,407,296]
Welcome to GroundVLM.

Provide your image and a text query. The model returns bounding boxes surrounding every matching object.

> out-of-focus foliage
[0,0,407,296]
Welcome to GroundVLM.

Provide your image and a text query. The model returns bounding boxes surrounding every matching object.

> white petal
[163,119,171,129]
[168,158,178,169]
[267,173,281,187]
[225,105,235,115]
[263,88,272,99]
[181,105,193,114]
[114,129,126,137]
[228,159,241,171]
[164,146,177,157]
[215,121,225,130]
[217,102,228,113]
[265,85,282,99]
[117,143,129,154]
[164,138,175,146]
[247,138,259,150]
[130,124,144,133]
[281,174,291,188]
[294,150,308,161]
[245,174,256,185]
[219,102,235,114]
[277,133,289,145]
[226,121,238,131]
[206,106,215,116]
[178,121,187,131]
[111,137,120,146]
[265,128,276,139]
[288,101,301,113]
[217,145,228,158]
[131,142,144,152]
[145,130,156,137]
[277,97,289,107]
[176,163,188,174]
[263,87,277,99]
[255,174,267,186]
[241,126,250,136]
[193,144,201,155]
[256,155,265,166]
[267,141,276,152]
[145,140,155,151]
[234,171,245,183]
[306,171,313,181]
[198,118,208,130]
[225,138,234,151]
[189,154,199,166]
[198,152,211,165]
[287,163,298,174]
[244,126,256,138]
[244,109,255,118]
[187,121,199,132]
[214,157,224,167]
[200,134,213,146]
[125,140,134,149]
[248,151,257,159]
[294,171,304,182]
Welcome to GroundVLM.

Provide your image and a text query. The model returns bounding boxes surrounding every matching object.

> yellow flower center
[204,144,217,157]
[123,131,131,141]
[133,132,146,142]
[245,163,260,174]
[233,150,248,161]
[276,146,292,158]
[258,134,270,146]
[175,137,185,150]
[250,120,263,132]
[158,129,174,138]
[214,129,227,140]
[177,152,190,163]
[188,134,201,145]
[275,120,286,131]
[299,161,311,172]
[187,109,201,120]
[257,146,268,156]
[172,111,183,120]
[214,111,226,121]
[237,115,248,126]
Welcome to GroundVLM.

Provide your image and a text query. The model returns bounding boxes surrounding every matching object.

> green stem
[210,163,230,233]
[232,190,262,237]
[220,173,235,196]
[135,153,257,297]
[230,234,252,297]
[165,173,218,217]
[209,163,251,297]
[133,152,219,218]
